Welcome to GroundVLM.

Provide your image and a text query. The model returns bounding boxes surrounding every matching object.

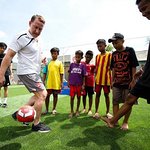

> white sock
[0,98,2,104]
[3,98,7,104]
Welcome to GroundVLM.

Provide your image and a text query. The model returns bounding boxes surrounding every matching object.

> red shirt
[82,62,95,87]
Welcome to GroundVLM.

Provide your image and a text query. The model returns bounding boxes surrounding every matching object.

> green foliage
[0,85,150,150]
[106,44,114,52]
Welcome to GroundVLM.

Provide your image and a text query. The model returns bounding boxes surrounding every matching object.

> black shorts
[84,86,94,96]
[130,82,150,100]
[3,75,10,87]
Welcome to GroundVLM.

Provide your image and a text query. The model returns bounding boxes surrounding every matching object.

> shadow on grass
[61,115,98,129]
[66,126,130,150]
[0,125,31,142]
[0,143,21,150]
[43,113,69,124]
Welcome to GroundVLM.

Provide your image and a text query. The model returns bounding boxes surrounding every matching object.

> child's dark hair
[0,42,7,50]
[75,50,84,58]
[96,39,106,45]
[50,47,59,55]
[85,50,93,58]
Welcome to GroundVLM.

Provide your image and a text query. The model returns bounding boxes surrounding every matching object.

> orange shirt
[95,52,112,85]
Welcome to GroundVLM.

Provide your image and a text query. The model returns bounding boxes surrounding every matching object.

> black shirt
[138,43,150,87]
[0,53,11,76]
[111,47,139,88]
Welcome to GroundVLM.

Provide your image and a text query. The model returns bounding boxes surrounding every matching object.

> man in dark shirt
[101,0,150,128]
[0,42,12,107]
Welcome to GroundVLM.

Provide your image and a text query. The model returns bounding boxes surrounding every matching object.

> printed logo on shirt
[71,68,82,74]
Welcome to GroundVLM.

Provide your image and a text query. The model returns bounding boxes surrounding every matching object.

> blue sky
[0,0,150,60]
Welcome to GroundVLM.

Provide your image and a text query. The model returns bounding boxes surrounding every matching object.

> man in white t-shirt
[0,15,50,132]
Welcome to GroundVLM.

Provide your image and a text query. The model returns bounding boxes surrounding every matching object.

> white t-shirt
[9,31,43,75]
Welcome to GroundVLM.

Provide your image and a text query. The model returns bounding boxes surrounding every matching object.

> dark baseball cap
[108,33,124,43]
[96,39,106,44]
[0,42,7,50]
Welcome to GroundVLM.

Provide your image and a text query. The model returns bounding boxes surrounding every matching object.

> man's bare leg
[101,94,138,128]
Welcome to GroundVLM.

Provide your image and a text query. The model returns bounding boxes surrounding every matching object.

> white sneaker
[106,113,113,119]
[52,110,57,115]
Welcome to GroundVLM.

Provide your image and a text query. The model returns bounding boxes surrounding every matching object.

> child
[42,47,64,115]
[108,33,139,130]
[0,42,13,108]
[93,39,112,119]
[68,50,86,118]
[101,0,150,130]
[81,50,95,116]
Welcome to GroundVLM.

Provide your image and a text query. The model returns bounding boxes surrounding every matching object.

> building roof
[135,50,148,61]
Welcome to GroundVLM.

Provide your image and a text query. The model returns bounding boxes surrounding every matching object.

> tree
[105,44,114,52]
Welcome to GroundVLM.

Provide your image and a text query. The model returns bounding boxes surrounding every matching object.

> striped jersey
[95,52,112,85]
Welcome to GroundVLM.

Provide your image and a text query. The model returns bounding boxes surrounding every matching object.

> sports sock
[3,97,7,104]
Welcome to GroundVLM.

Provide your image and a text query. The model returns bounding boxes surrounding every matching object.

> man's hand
[42,57,48,65]
[0,74,5,87]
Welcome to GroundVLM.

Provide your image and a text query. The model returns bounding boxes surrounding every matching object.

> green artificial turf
[0,85,150,150]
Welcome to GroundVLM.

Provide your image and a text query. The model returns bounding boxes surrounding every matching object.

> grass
[0,85,150,150]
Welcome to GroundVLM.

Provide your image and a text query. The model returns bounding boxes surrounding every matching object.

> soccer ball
[17,105,36,122]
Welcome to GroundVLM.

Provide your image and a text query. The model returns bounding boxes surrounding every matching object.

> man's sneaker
[32,122,51,133]
[0,103,2,107]
[12,111,18,121]
[2,103,7,108]
[23,122,30,126]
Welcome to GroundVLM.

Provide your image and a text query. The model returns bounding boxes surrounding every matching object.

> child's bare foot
[81,109,86,114]
[93,112,100,119]
[87,110,92,116]
[52,109,57,115]
[75,111,80,117]
[100,116,114,128]
[121,123,128,130]
[41,111,49,115]
[106,112,113,119]
[68,112,74,118]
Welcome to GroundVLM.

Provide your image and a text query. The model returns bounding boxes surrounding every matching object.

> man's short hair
[136,0,150,5]
[136,0,141,4]
[31,14,45,24]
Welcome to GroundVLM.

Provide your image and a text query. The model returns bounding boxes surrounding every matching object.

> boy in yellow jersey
[93,39,112,119]
[42,47,64,115]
